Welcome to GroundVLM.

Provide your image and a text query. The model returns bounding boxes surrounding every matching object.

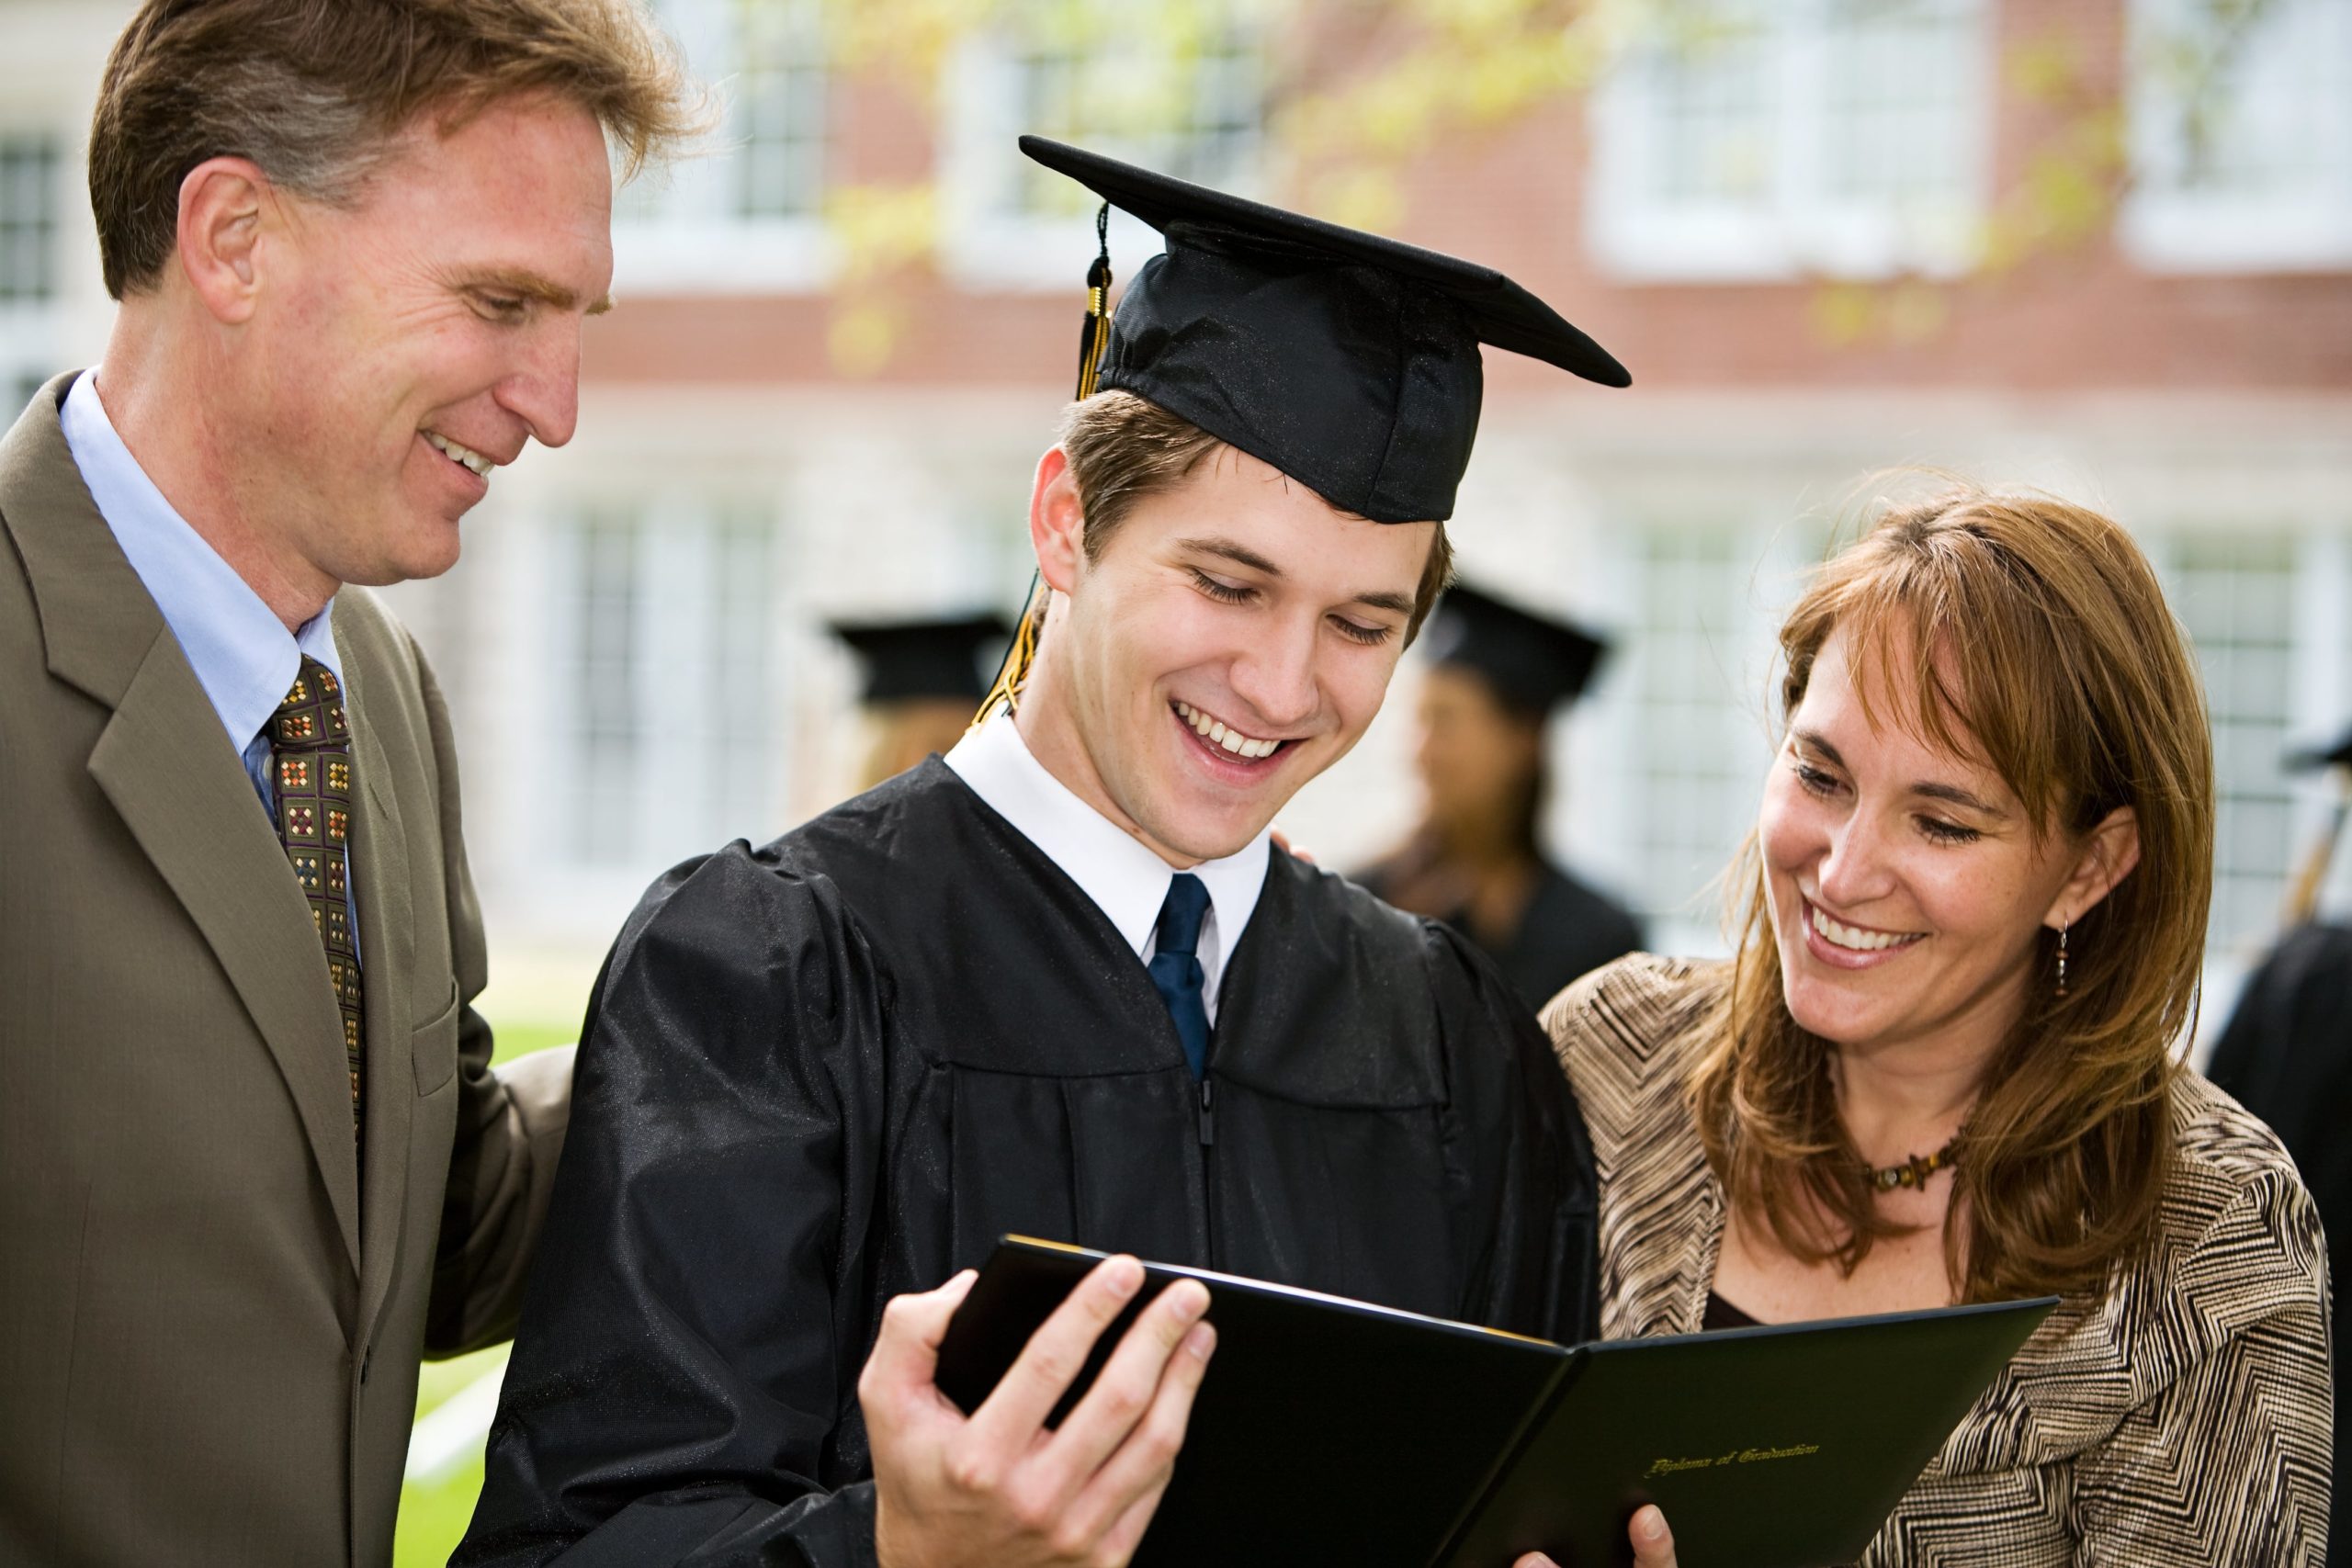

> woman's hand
[1510,1503,1678,1568]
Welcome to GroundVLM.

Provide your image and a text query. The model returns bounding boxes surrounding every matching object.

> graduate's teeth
[1809,903,1922,953]
[1175,701,1278,760]
[424,431,494,479]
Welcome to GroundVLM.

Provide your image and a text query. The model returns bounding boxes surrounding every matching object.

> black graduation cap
[1419,581,1609,717]
[2289,725,2352,772]
[831,614,1012,705]
[1019,135,1628,526]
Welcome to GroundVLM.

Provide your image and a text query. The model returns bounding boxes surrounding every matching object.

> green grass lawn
[394,1345,509,1568]
[393,1003,586,1568]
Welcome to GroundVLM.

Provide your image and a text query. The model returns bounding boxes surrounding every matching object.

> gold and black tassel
[1075,200,1114,399]
[974,203,1114,726]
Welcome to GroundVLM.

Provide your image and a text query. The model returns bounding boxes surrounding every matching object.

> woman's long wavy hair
[1689,488,2215,1303]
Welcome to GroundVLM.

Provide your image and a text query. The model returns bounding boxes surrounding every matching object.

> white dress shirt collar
[944,712,1272,1021]
[60,368,343,759]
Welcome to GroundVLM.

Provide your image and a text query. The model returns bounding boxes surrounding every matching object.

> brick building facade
[6,0,2349,1015]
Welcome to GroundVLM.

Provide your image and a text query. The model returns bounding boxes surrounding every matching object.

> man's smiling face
[242,91,615,588]
[1021,442,1435,867]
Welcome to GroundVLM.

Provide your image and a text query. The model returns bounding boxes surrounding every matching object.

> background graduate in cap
[2207,721,2352,1561]
[1360,582,1643,1010]
[831,612,1012,792]
[462,138,1647,1568]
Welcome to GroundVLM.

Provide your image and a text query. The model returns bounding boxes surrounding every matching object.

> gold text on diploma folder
[1645,1444,1823,1478]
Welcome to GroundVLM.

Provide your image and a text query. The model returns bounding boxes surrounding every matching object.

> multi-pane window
[0,135,61,403]
[567,512,644,864]
[1586,0,1990,280]
[1820,1,1977,209]
[704,509,776,836]
[613,0,828,289]
[1638,4,1771,209]
[1624,525,1780,948]
[0,136,59,304]
[2122,0,2352,269]
[1007,17,1259,218]
[552,503,784,873]
[733,0,828,221]
[2165,533,2301,953]
[945,4,1261,281]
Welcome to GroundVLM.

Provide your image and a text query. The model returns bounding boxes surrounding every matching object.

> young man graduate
[459,137,1628,1568]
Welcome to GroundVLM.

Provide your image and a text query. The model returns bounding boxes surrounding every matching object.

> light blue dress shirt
[59,369,346,809]
[60,369,358,959]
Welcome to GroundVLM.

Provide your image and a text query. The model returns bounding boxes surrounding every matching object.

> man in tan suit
[0,4,695,1562]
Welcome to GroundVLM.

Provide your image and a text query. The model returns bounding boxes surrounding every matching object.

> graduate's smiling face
[1022,443,1432,866]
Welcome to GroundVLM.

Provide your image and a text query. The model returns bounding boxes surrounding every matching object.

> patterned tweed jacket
[1543,954,2334,1567]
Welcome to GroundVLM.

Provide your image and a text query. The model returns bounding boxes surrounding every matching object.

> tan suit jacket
[0,374,571,1566]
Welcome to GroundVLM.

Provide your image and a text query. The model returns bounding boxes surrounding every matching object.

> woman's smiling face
[1758,626,2132,1062]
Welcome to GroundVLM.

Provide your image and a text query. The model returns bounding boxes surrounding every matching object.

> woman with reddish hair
[1535,488,2331,1567]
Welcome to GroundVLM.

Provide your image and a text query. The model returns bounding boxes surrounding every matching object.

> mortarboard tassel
[1075,200,1114,399]
[974,204,1115,726]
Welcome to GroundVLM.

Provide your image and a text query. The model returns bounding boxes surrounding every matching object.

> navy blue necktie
[1148,874,1213,1079]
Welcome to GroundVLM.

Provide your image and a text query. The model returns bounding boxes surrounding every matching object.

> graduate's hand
[862,1255,1217,1568]
[1511,1504,1679,1568]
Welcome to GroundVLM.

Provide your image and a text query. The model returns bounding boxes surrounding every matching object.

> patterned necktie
[1148,874,1213,1079]
[270,655,363,1133]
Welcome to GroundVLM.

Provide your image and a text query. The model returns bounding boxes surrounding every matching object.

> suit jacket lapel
[342,637,416,1342]
[1,376,362,1273]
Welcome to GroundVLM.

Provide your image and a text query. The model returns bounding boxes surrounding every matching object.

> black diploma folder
[933,1236,2056,1568]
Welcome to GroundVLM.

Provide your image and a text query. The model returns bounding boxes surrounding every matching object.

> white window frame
[540,493,789,890]
[1584,0,1993,284]
[2120,0,2352,274]
[0,130,62,405]
[939,12,1264,291]
[613,0,833,295]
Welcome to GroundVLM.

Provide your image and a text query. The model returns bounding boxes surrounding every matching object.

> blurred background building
[6,1,2349,1559]
[8,0,2352,1043]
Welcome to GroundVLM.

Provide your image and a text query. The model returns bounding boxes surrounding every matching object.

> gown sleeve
[455,843,891,1568]
[1424,919,1602,1345]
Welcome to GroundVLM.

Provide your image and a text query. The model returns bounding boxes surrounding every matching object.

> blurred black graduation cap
[831,614,1012,705]
[1419,582,1609,718]
[2290,725,2352,772]
[1019,136,1628,526]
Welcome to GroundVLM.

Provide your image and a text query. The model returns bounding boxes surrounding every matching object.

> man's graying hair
[89,0,704,300]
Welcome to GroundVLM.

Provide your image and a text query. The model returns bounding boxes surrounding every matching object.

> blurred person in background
[1360,581,1642,1010]
[2208,723,2352,1562]
[1532,489,2332,1568]
[458,139,1627,1568]
[831,611,1011,792]
[0,3,695,1563]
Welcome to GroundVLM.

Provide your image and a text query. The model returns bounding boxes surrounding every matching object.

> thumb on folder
[1516,1503,1679,1568]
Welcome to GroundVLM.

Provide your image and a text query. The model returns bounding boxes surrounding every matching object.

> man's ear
[175,157,276,325]
[2044,805,2142,930]
[1030,446,1086,595]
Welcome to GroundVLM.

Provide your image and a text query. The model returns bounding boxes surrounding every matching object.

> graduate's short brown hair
[89,0,703,299]
[1057,390,1455,645]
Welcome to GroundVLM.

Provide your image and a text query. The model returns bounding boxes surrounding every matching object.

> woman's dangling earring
[2056,919,2069,998]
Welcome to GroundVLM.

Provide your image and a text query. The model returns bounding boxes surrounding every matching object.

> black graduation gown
[1358,856,1644,1015]
[2207,921,2352,1560]
[458,760,1599,1568]
[1479,862,1644,1014]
